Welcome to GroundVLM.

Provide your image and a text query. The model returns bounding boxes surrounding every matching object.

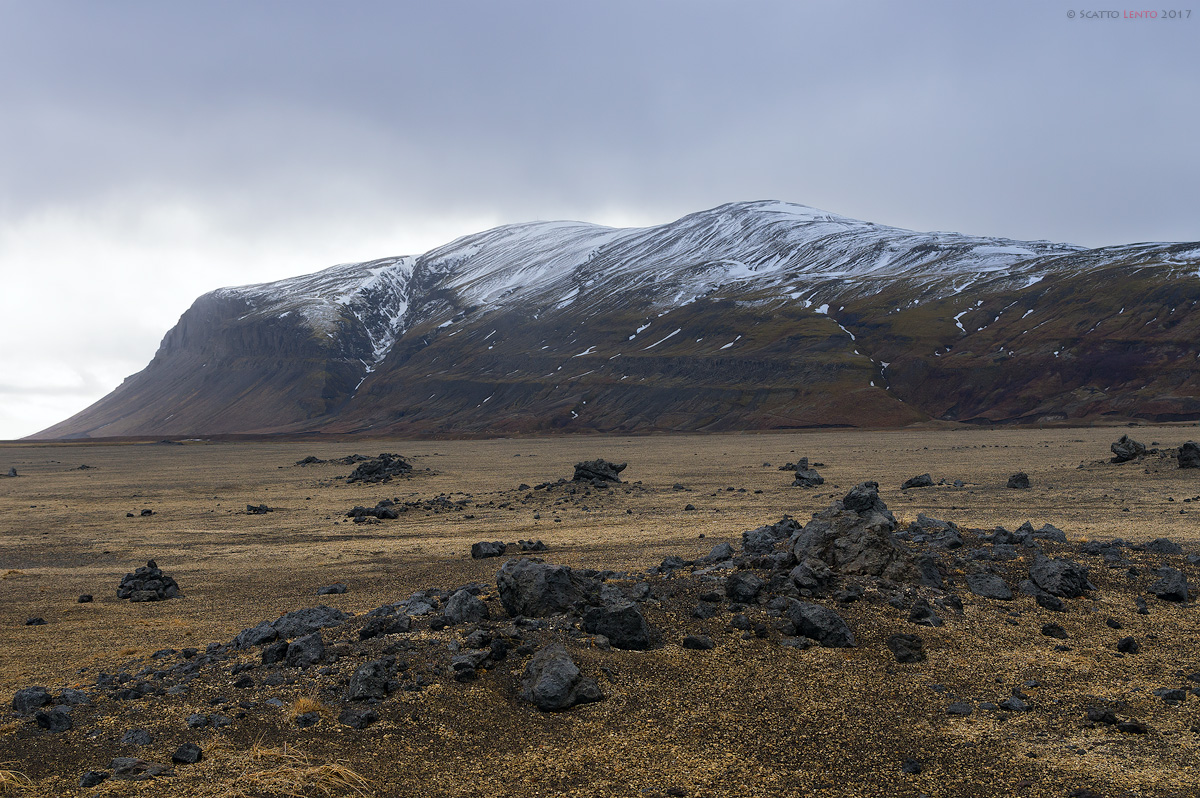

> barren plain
[1,426,1198,798]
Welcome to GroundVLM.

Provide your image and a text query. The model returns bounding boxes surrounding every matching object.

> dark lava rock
[1144,537,1183,555]
[1087,706,1118,724]
[692,602,719,620]
[497,559,593,618]
[682,634,716,650]
[294,712,320,728]
[23,617,45,626]
[346,501,399,521]
[234,621,277,648]
[582,598,652,650]
[790,482,912,582]
[698,542,735,564]
[34,706,71,732]
[79,771,109,788]
[786,600,856,648]
[886,633,926,663]
[572,459,626,483]
[346,659,391,701]
[471,541,508,559]
[520,643,603,711]
[1117,636,1140,654]
[1111,434,1146,463]
[338,707,379,729]
[725,571,764,603]
[271,605,349,639]
[284,632,324,667]
[1117,720,1148,734]
[12,686,51,714]
[246,503,273,514]
[1150,567,1188,602]
[789,558,834,591]
[999,696,1030,712]
[901,758,923,775]
[518,539,548,552]
[791,466,825,487]
[172,743,203,765]
[443,589,490,625]
[1028,556,1094,598]
[946,702,973,716]
[1041,623,1069,640]
[346,453,413,484]
[966,573,1013,600]
[901,473,934,489]
[116,560,180,602]
[908,599,943,627]
[1178,441,1200,469]
[1007,472,1031,489]
[1154,687,1188,703]
[121,729,152,746]
[742,517,800,555]
[358,613,412,640]
[316,582,347,595]
[77,594,93,603]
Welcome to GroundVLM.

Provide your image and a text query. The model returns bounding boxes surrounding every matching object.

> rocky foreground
[3,473,1198,798]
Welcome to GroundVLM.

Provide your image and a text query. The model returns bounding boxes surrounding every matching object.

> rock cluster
[346,453,413,484]
[1111,435,1146,463]
[572,459,627,484]
[116,561,180,602]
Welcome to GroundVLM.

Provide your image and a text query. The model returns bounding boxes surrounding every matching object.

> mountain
[33,201,1200,439]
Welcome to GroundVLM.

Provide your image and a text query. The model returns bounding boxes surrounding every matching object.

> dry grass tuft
[199,741,371,798]
[0,767,32,795]
[289,695,326,720]
[117,647,139,657]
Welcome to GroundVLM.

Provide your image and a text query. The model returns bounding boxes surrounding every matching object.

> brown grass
[0,768,32,796]
[288,695,327,720]
[200,741,371,798]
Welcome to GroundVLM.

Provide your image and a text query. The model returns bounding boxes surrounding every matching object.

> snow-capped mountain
[34,201,1200,438]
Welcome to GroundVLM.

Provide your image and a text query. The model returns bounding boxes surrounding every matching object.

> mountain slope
[33,201,1200,438]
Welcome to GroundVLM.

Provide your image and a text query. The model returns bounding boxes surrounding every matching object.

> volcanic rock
[346,453,412,484]
[116,560,180,602]
[790,482,912,582]
[572,459,626,483]
[1028,556,1094,598]
[270,605,349,639]
[346,659,392,701]
[1178,441,1200,469]
[901,473,934,489]
[786,600,856,647]
[741,517,800,555]
[791,465,825,487]
[886,633,926,663]
[284,632,324,667]
[35,707,71,732]
[725,571,764,604]
[471,541,508,559]
[965,573,1013,600]
[172,743,203,765]
[1007,472,1031,489]
[1150,567,1188,602]
[582,597,652,650]
[444,589,490,625]
[497,559,593,618]
[1110,434,1146,462]
[520,643,603,711]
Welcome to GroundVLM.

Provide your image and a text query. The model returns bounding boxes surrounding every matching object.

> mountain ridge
[33,200,1200,439]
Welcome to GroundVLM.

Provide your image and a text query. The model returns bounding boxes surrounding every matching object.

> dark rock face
[79,771,109,788]
[1150,567,1188,602]
[1144,538,1183,555]
[172,743,203,765]
[908,599,943,627]
[1110,435,1146,463]
[13,686,51,714]
[901,474,934,489]
[786,601,856,647]
[471,541,508,559]
[1028,556,1094,598]
[246,503,273,514]
[965,573,1013,600]
[582,599,652,650]
[742,517,800,555]
[520,644,603,711]
[1178,441,1200,469]
[346,502,399,521]
[886,633,926,663]
[572,459,626,483]
[346,453,412,484]
[1007,472,1031,489]
[346,659,391,701]
[682,634,715,650]
[790,482,912,582]
[358,613,411,640]
[316,582,347,595]
[791,466,825,487]
[725,572,764,604]
[35,706,72,732]
[116,560,180,602]
[284,632,324,667]
[270,606,349,640]
[443,589,490,625]
[497,559,593,618]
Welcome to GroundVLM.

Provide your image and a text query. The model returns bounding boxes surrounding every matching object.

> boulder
[284,632,324,667]
[12,686,52,714]
[520,644,603,711]
[316,582,347,595]
[725,571,764,603]
[270,605,349,639]
[789,558,834,591]
[471,541,508,559]
[1178,441,1200,469]
[1007,472,1031,489]
[790,482,912,582]
[1028,556,1094,598]
[901,474,934,489]
[172,743,203,765]
[346,659,392,701]
[886,633,926,663]
[444,589,490,625]
[698,542,735,564]
[786,600,856,647]
[742,517,800,555]
[1110,434,1146,463]
[965,573,1013,600]
[572,459,626,483]
[582,598,652,650]
[346,453,412,484]
[1144,538,1183,555]
[682,634,716,650]
[497,559,593,618]
[1150,567,1188,602]
[35,707,72,732]
[791,466,825,487]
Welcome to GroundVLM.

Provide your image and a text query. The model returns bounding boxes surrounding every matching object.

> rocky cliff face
[33,201,1200,438]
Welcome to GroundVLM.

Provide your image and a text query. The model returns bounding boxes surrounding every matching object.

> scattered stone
[270,605,349,639]
[294,712,320,728]
[338,707,379,729]
[1041,623,1068,640]
[1144,537,1182,555]
[1087,706,1118,724]
[246,504,273,514]
[582,596,652,650]
[1116,720,1148,734]
[1117,636,1140,655]
[116,560,180,602]
[966,573,1013,600]
[742,517,800,555]
[682,634,716,650]
[172,743,203,765]
[572,459,626,483]
[1178,441,1200,469]
[35,706,71,732]
[1028,556,1094,598]
[1150,567,1188,602]
[121,729,152,746]
[901,473,934,489]
[908,599,943,627]
[790,482,912,581]
[791,463,825,487]
[346,501,399,521]
[725,571,764,603]
[77,594,93,603]
[946,702,973,716]
[358,613,411,641]
[284,632,324,667]
[901,758,923,775]
[139,509,153,516]
[886,633,926,663]
[346,453,413,484]
[786,601,856,648]
[24,617,46,626]
[520,643,603,711]
[444,589,490,625]
[13,686,51,714]
[1154,687,1188,703]
[1111,434,1146,463]
[497,559,593,618]
[79,770,109,788]
[698,542,735,564]
[999,696,1030,712]
[346,659,391,701]
[518,539,548,552]
[471,541,508,559]
[1007,472,1031,489]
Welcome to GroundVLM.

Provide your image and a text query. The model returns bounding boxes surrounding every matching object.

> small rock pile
[572,459,626,484]
[346,453,413,484]
[1111,435,1146,463]
[788,458,824,488]
[346,500,400,521]
[116,561,180,602]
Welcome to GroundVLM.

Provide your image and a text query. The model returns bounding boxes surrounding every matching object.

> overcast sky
[1,1,1197,439]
